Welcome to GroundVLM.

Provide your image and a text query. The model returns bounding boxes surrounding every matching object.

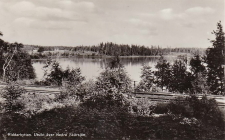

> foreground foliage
[0,84,224,140]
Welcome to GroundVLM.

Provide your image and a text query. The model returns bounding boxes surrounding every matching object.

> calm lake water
[32,56,179,83]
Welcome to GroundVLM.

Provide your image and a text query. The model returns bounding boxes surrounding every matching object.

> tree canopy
[0,32,35,82]
[205,21,225,94]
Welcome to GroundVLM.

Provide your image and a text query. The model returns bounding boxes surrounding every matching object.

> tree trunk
[2,68,6,82]
[2,50,16,82]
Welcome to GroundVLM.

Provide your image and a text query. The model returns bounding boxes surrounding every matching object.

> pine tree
[170,59,188,93]
[155,55,171,91]
[190,54,206,75]
[205,21,225,95]
[190,54,208,94]
[136,65,155,92]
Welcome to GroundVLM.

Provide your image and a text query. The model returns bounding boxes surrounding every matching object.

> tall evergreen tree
[136,65,155,92]
[190,54,206,76]
[169,59,189,93]
[190,54,208,94]
[205,21,225,95]
[154,55,171,91]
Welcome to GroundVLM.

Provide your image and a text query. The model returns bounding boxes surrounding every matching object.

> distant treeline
[25,42,206,56]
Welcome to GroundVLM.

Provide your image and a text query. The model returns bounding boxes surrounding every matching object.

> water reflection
[32,56,177,83]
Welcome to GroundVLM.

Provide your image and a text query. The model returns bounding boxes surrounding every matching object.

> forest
[26,42,206,59]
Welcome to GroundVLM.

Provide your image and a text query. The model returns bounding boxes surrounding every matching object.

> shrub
[153,103,169,114]
[167,95,225,130]
[0,83,25,113]
[0,92,132,139]
[129,98,157,116]
[19,93,60,116]
[41,59,85,87]
[187,95,224,127]
[0,83,224,140]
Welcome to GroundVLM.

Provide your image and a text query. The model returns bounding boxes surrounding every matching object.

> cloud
[127,18,158,36]
[14,17,35,26]
[14,17,80,30]
[8,1,36,17]
[128,18,152,27]
[9,1,36,11]
[159,8,185,20]
[182,22,194,28]
[137,13,155,18]
[57,0,74,6]
[58,1,95,12]
[158,7,216,28]
[159,7,215,21]
[180,7,215,28]
[160,8,174,20]
[34,7,77,21]
[0,0,222,48]
[75,1,95,10]
[30,21,74,30]
[7,0,95,23]
[186,7,215,15]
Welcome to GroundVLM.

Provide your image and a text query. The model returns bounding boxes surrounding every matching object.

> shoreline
[31,54,189,60]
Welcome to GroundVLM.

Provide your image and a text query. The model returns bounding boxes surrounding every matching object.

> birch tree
[2,43,21,81]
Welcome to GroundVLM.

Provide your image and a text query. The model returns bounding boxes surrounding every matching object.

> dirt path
[0,84,60,94]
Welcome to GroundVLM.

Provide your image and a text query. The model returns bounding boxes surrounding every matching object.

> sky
[0,0,224,48]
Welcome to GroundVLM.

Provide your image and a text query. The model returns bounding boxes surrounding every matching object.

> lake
[32,56,180,83]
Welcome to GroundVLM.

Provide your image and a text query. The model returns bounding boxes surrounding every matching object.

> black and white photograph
[0,0,224,139]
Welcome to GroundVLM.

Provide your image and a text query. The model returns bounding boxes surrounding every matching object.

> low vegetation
[0,83,224,139]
